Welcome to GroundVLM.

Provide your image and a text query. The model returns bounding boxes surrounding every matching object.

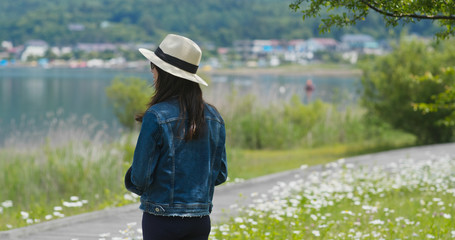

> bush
[105,77,153,130]
[360,39,455,144]
[413,67,455,128]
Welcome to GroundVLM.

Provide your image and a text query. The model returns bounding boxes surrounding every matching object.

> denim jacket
[125,98,227,217]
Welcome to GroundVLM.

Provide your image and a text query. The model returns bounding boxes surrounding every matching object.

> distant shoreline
[0,64,363,77]
[203,66,362,77]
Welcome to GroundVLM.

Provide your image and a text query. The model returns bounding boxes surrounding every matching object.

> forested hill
[0,0,441,46]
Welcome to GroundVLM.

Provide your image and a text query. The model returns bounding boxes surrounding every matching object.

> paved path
[2,142,454,240]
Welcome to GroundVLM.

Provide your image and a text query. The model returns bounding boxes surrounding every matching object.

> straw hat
[138,34,208,86]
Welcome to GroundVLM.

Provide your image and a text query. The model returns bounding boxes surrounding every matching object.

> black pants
[142,212,211,240]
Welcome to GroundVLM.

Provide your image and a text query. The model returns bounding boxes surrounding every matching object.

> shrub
[360,39,455,144]
[413,67,455,128]
[105,77,153,130]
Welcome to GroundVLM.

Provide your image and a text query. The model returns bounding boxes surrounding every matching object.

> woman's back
[132,99,226,216]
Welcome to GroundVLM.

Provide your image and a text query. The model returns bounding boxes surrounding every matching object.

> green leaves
[290,0,455,39]
[413,67,455,126]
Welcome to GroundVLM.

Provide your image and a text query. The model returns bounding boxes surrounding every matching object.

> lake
[0,67,360,146]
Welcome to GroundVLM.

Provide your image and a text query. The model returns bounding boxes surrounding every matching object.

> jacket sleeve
[125,110,161,195]
[124,166,140,195]
[215,125,228,186]
[215,147,228,186]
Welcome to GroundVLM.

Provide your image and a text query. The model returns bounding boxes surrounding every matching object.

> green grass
[227,140,416,180]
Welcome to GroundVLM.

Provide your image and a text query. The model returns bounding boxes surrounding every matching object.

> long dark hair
[135,65,206,140]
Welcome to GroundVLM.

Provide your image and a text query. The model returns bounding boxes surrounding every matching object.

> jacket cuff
[124,167,143,196]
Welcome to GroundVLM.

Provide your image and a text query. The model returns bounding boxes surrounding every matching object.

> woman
[125,34,228,240]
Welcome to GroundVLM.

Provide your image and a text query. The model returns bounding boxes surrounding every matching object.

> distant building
[87,59,105,68]
[340,34,378,51]
[9,45,24,59]
[1,41,13,51]
[285,39,306,62]
[20,40,49,61]
[233,40,252,60]
[251,39,282,55]
[306,38,339,52]
[233,39,284,61]
[51,46,73,56]
[287,39,306,52]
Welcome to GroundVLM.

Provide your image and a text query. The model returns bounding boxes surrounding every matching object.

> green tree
[290,0,455,39]
[413,67,455,127]
[360,40,455,144]
[0,0,443,47]
[105,77,153,130]
[290,0,455,142]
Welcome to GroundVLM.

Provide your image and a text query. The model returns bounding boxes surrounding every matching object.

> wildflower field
[93,149,455,240]
[211,154,455,239]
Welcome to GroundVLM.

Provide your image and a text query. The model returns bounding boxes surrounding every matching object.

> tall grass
[0,116,138,230]
[223,94,415,150]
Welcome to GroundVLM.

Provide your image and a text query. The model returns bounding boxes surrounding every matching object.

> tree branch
[360,0,455,20]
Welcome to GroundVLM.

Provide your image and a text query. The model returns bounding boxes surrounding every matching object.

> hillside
[0,0,441,46]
